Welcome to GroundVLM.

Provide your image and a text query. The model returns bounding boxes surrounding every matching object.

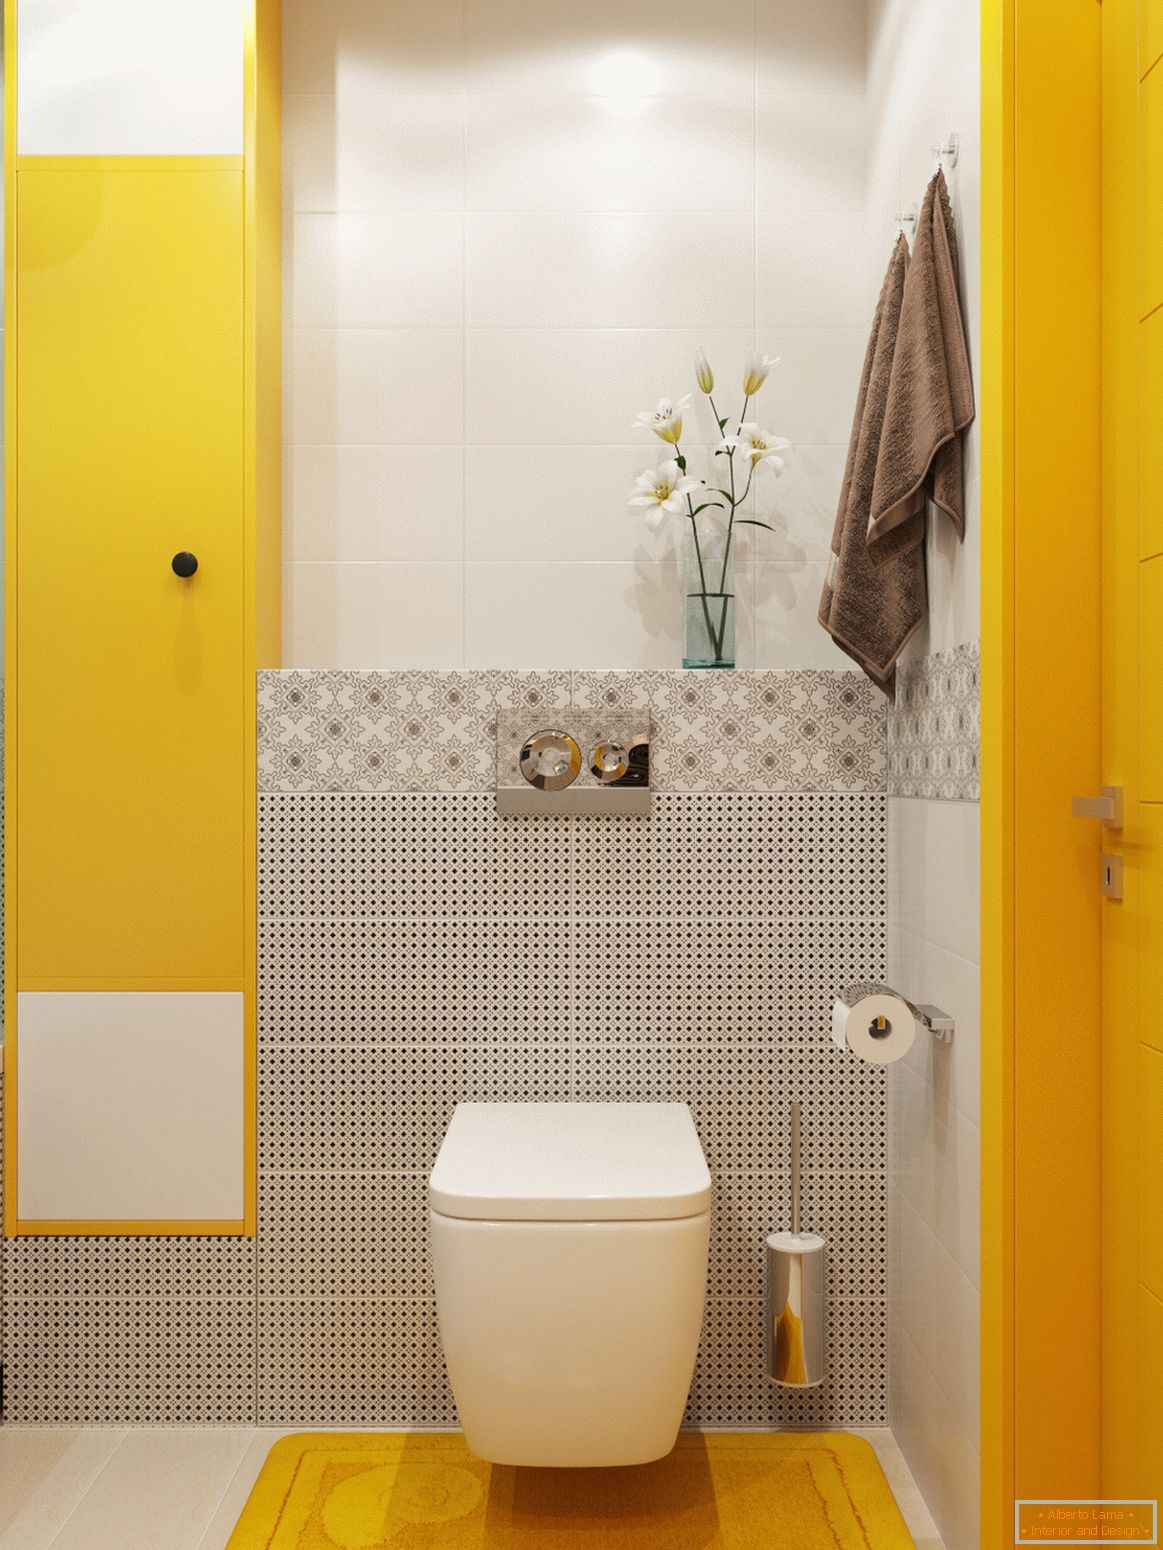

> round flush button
[519,730,582,791]
[590,741,629,783]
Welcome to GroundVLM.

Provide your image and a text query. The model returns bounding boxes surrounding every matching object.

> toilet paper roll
[830,989,915,1066]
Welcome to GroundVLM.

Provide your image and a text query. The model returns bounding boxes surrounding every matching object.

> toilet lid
[428,1102,712,1221]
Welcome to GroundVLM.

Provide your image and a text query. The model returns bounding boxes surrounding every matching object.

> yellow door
[14,161,246,984]
[1101,0,1163,1503]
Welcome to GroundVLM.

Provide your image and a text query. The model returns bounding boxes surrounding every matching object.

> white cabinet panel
[16,991,245,1222]
[17,0,244,155]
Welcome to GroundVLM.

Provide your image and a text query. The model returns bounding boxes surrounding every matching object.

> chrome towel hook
[932,131,961,172]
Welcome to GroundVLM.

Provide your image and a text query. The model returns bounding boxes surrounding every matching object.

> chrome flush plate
[496,711,652,815]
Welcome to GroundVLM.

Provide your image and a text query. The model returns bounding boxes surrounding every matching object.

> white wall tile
[868,0,980,673]
[292,214,464,329]
[892,1188,939,1371]
[282,0,880,674]
[466,96,755,212]
[922,488,981,656]
[929,1240,981,1438]
[931,1106,980,1288]
[465,212,754,329]
[757,95,869,213]
[283,0,465,98]
[892,1187,979,1439]
[871,23,982,1533]
[465,445,682,563]
[465,328,755,448]
[759,329,867,446]
[464,0,754,97]
[284,95,465,213]
[754,560,858,671]
[891,928,981,1128]
[284,562,464,668]
[888,797,980,963]
[756,0,867,97]
[290,330,463,446]
[756,445,845,562]
[464,561,687,668]
[891,1315,981,1550]
[757,212,870,328]
[286,446,464,564]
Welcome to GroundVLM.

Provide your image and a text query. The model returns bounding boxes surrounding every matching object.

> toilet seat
[429,1100,711,1221]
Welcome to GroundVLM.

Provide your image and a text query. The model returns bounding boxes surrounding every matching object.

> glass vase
[683,520,735,670]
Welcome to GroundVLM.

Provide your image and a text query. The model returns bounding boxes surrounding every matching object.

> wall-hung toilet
[429,1102,711,1468]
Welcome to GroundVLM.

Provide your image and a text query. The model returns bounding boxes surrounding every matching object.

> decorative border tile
[572,671,886,794]
[887,642,980,801]
[258,671,570,793]
[259,670,886,795]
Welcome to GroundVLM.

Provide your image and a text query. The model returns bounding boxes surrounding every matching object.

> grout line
[460,44,469,668]
[44,1427,133,1550]
[194,1431,260,1550]
[289,324,863,333]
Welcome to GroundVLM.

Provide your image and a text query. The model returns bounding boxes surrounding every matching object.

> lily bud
[694,348,714,395]
[742,351,778,397]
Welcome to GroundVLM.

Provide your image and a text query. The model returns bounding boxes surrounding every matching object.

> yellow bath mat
[227,1430,915,1549]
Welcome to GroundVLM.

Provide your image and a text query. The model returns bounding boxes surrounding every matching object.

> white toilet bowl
[429,1101,711,1468]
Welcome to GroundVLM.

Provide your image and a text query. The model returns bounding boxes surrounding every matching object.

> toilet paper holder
[839,983,956,1044]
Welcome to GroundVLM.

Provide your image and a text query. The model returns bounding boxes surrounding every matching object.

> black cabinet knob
[171,551,198,578]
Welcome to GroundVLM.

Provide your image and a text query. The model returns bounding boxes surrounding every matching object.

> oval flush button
[590,741,629,784]
[519,731,581,791]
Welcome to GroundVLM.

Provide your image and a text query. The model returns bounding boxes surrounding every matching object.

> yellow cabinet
[16,163,247,983]
[3,2,280,1235]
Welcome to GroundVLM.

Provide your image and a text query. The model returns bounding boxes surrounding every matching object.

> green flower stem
[684,504,723,663]
[675,437,724,661]
[708,391,751,658]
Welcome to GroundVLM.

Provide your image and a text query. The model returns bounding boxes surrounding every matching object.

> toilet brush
[765,1100,826,1387]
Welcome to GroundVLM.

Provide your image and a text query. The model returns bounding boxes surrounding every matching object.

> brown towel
[818,171,974,697]
[867,169,975,565]
[818,235,919,697]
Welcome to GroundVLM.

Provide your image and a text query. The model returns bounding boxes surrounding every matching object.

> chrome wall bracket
[496,711,652,815]
[913,1003,956,1044]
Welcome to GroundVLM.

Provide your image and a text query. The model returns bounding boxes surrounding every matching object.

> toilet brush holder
[765,1101,826,1387]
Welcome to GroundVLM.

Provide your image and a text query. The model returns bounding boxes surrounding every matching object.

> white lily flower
[631,394,692,445]
[694,348,714,395]
[742,351,779,396]
[629,459,706,528]
[718,422,793,470]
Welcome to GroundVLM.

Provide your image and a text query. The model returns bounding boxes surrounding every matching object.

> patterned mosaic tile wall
[887,642,980,802]
[3,669,890,1427]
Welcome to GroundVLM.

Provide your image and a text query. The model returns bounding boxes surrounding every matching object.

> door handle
[1071,785,1123,827]
[171,551,198,578]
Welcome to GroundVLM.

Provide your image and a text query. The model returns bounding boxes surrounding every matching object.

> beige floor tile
[47,1429,254,1550]
[844,1428,944,1544]
[195,1429,305,1550]
[0,1424,947,1550]
[0,1428,126,1550]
